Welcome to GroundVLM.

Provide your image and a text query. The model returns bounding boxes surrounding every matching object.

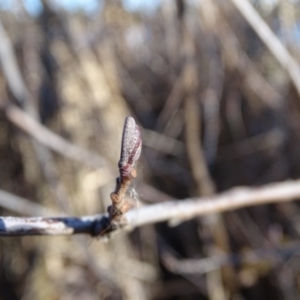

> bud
[118,116,142,179]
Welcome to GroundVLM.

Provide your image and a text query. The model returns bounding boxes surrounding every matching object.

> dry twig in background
[229,0,300,97]
[2,103,107,169]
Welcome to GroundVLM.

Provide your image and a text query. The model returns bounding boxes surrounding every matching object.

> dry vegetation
[1,0,300,299]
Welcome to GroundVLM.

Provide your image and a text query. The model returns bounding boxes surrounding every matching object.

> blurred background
[1,0,300,299]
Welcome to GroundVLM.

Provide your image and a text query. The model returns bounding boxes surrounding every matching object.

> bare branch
[125,179,300,227]
[161,240,300,274]
[0,17,72,211]
[3,104,107,169]
[0,189,58,216]
[0,214,108,236]
[0,18,27,104]
[229,0,300,97]
[0,179,300,236]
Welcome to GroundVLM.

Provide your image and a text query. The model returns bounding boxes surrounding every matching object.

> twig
[0,19,27,104]
[216,129,285,162]
[141,128,184,156]
[108,116,142,226]
[161,240,300,274]
[202,0,282,109]
[0,178,299,236]
[184,94,229,300]
[0,214,108,236]
[0,189,58,216]
[0,18,73,211]
[182,21,230,299]
[184,96,215,196]
[0,18,106,172]
[126,179,300,227]
[3,103,107,169]
[229,0,300,97]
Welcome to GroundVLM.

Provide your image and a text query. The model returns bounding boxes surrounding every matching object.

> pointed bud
[118,116,142,178]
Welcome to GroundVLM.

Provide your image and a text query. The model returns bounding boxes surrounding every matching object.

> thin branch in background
[184,95,232,300]
[202,0,282,109]
[0,19,27,104]
[155,69,185,131]
[0,189,59,216]
[182,13,232,299]
[202,47,223,165]
[216,128,285,162]
[3,103,108,170]
[229,0,300,97]
[161,240,300,275]
[0,17,71,211]
[141,128,184,156]
[22,24,72,211]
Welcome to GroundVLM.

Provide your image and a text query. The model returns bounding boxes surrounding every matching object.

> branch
[3,104,107,169]
[126,179,300,227]
[0,18,27,104]
[229,0,300,97]
[0,179,300,236]
[161,240,300,275]
[0,214,108,236]
[0,189,58,216]
[0,18,73,211]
